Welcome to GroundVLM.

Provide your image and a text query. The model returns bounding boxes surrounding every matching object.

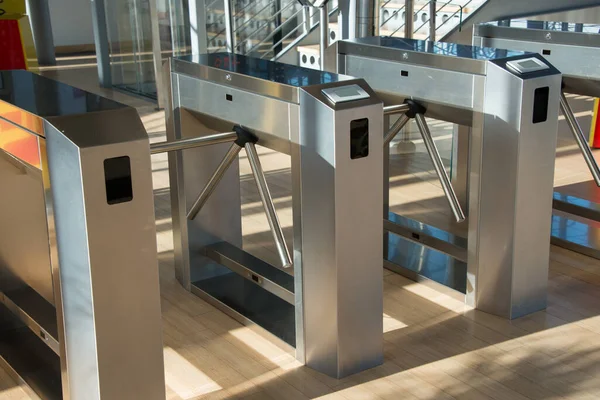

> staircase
[204,0,338,60]
[442,0,600,43]
[204,0,600,70]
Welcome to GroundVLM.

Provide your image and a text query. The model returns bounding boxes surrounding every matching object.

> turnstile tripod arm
[384,114,411,147]
[150,132,237,154]
[383,103,411,116]
[414,113,466,223]
[245,143,293,269]
[187,143,242,220]
[560,92,600,187]
[185,126,293,269]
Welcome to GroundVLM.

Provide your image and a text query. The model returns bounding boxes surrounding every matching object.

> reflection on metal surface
[177,52,336,83]
[474,20,600,97]
[0,289,59,355]
[0,305,62,400]
[330,37,562,319]
[169,56,384,378]
[551,213,600,259]
[386,213,468,263]
[478,20,600,47]
[0,70,124,129]
[474,19,600,261]
[0,71,165,399]
[339,37,528,75]
[385,232,467,294]
[204,242,294,304]
[553,191,600,222]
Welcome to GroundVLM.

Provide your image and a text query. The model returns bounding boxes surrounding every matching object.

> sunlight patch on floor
[383,312,409,333]
[401,281,470,313]
[163,347,222,399]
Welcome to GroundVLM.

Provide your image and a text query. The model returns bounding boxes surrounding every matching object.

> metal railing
[205,0,340,60]
[382,0,480,40]
[271,5,338,61]
[204,0,485,63]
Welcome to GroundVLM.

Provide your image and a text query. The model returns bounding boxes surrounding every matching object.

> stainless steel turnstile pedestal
[326,38,562,319]
[166,54,384,378]
[0,70,165,399]
[474,20,600,260]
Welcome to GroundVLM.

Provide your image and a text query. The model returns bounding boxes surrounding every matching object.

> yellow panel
[17,15,38,71]
[0,1,26,17]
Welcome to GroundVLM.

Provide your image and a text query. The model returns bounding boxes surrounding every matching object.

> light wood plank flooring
[2,67,600,399]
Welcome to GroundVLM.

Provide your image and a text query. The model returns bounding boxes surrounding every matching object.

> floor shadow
[157,245,600,399]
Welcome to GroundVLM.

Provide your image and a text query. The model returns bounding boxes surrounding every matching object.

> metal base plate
[192,270,296,347]
[551,212,600,259]
[0,304,62,400]
[551,187,600,259]
[385,231,467,295]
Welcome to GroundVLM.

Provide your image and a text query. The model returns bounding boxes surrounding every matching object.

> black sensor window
[350,118,369,159]
[104,156,133,205]
[533,87,549,124]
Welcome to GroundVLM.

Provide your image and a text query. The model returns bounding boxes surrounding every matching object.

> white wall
[48,0,95,47]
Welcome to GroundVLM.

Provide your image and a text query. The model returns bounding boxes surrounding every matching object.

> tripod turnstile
[165,53,384,378]
[0,71,165,399]
[474,20,600,260]
[325,37,562,319]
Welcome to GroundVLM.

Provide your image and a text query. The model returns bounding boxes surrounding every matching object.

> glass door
[103,0,157,98]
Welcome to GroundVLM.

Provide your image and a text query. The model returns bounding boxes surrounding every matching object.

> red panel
[592,100,600,149]
[0,19,27,70]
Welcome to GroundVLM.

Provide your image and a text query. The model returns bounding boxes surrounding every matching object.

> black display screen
[104,156,133,205]
[533,87,549,124]
[350,119,369,160]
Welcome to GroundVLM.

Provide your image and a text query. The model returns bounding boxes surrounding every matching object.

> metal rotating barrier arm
[151,126,293,269]
[383,101,466,223]
[559,91,600,187]
[383,103,411,147]
[244,141,293,269]
[413,112,466,223]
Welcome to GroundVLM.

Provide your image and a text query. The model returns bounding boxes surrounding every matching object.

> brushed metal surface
[330,38,562,319]
[0,149,54,305]
[344,54,477,125]
[168,57,385,378]
[469,63,561,319]
[176,74,294,154]
[2,71,166,399]
[477,36,600,95]
[45,110,166,399]
[476,22,600,49]
[299,83,383,378]
[172,54,353,104]
[336,37,528,75]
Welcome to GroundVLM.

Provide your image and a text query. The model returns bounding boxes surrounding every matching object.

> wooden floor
[3,66,600,399]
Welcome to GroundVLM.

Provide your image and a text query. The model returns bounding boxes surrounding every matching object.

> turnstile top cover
[171,53,355,103]
[476,20,600,48]
[174,53,352,87]
[0,70,126,135]
[335,37,531,75]
[0,70,147,150]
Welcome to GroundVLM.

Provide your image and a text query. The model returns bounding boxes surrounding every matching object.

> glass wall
[102,0,191,101]
[104,0,156,97]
